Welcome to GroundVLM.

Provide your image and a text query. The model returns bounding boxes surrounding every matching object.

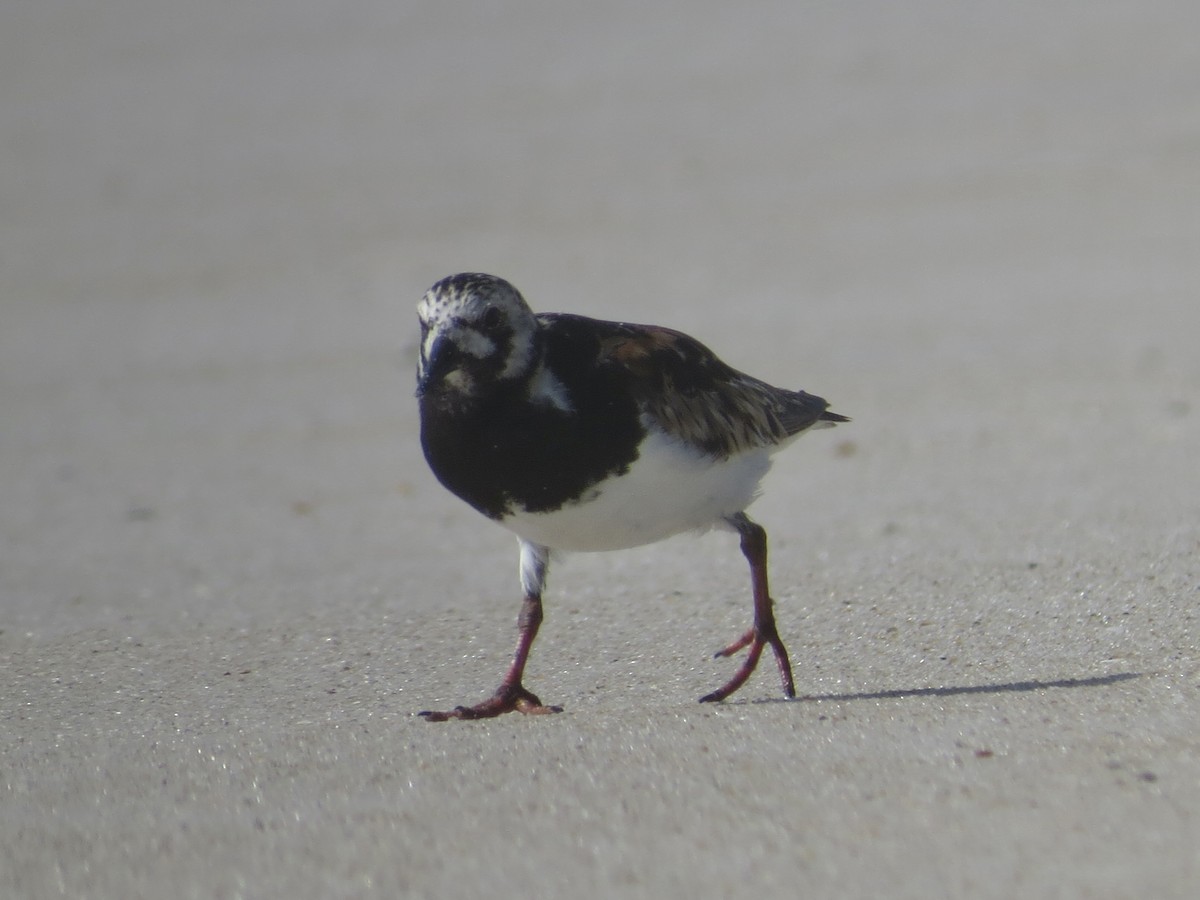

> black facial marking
[481,306,503,330]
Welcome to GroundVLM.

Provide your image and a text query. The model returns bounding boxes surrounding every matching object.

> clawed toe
[713,628,754,659]
[419,683,562,722]
[701,625,796,704]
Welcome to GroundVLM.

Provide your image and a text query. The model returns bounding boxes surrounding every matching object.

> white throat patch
[526,365,573,413]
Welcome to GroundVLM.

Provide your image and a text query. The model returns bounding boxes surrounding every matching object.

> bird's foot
[419,682,562,722]
[700,625,796,703]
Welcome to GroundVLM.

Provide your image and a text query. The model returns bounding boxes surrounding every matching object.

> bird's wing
[591,320,844,459]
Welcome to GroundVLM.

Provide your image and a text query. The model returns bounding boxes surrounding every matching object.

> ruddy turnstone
[415,273,847,720]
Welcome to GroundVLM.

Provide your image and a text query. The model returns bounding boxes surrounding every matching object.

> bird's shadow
[743,671,1140,705]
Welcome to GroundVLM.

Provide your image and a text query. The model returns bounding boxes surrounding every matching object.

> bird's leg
[420,541,561,721]
[700,514,796,703]
[419,593,560,720]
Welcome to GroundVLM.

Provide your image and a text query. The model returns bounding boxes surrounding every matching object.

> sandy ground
[3,2,1199,897]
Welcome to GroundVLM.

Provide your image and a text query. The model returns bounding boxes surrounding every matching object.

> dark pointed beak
[415,336,460,397]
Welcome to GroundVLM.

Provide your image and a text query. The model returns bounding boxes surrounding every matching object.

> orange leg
[700,514,796,703]
[420,541,561,721]
[420,591,561,721]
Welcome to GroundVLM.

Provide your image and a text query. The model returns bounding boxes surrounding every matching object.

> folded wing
[594,321,847,459]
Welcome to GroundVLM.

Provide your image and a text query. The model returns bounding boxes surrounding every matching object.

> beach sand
[3,2,1198,897]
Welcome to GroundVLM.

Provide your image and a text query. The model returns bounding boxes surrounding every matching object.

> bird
[414,273,847,720]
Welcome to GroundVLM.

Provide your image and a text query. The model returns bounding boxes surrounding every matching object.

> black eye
[481,307,503,330]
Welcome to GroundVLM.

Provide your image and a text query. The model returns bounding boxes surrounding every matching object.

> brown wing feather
[599,322,845,458]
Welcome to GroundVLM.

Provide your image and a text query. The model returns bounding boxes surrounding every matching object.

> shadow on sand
[744,671,1140,705]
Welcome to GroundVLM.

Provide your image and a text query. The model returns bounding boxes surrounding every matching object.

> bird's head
[416,273,540,402]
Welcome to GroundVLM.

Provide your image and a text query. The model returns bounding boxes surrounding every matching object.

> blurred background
[3,1,1198,638]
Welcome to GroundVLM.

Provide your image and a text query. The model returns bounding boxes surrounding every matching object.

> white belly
[499,428,776,552]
